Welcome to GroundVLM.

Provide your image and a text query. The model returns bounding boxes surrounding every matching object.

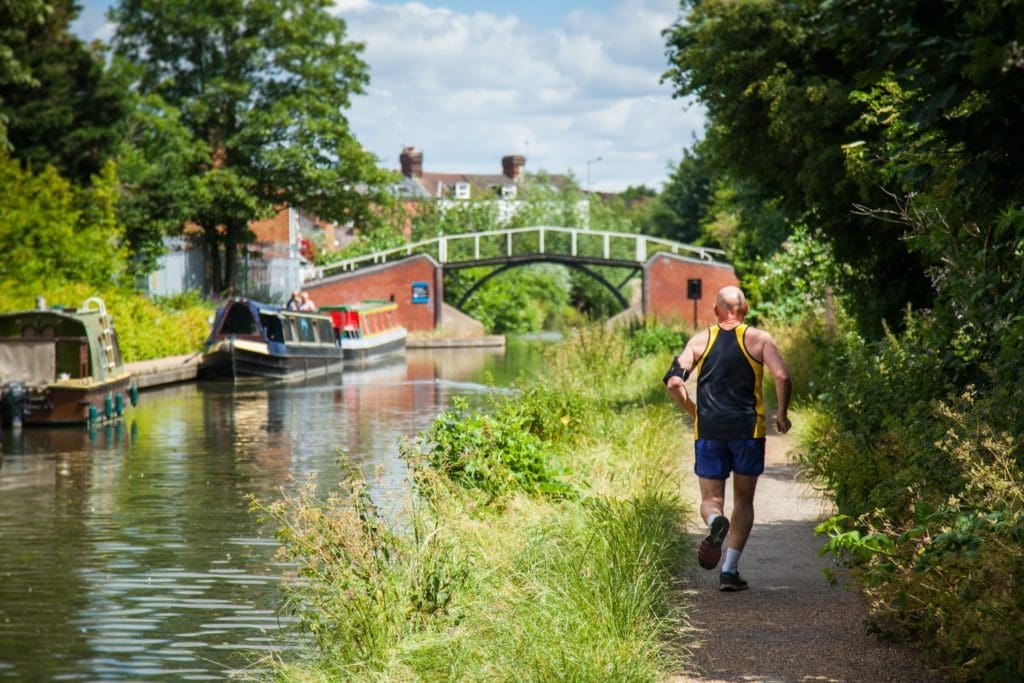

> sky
[72,0,705,192]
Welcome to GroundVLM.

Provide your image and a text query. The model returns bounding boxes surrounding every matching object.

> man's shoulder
[686,327,712,346]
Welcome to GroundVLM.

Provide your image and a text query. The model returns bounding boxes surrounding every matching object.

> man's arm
[761,335,792,434]
[666,374,695,417]
[664,332,707,418]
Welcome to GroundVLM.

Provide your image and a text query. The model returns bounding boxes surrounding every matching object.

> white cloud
[336,0,704,191]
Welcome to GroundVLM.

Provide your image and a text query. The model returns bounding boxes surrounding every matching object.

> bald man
[665,285,791,591]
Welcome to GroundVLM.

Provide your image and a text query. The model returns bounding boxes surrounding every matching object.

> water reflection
[0,343,539,680]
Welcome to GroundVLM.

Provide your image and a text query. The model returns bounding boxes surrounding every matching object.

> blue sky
[73,0,704,191]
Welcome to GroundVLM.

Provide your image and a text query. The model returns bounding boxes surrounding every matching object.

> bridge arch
[451,257,638,311]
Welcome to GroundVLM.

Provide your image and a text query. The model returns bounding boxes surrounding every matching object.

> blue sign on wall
[411,281,429,304]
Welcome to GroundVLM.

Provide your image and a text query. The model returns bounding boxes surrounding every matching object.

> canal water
[0,342,546,681]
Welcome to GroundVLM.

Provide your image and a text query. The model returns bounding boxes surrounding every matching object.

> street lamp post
[586,156,602,193]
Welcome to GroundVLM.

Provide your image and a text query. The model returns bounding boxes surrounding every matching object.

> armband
[662,358,691,385]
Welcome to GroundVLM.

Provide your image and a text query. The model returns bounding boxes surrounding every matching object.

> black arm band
[662,358,691,385]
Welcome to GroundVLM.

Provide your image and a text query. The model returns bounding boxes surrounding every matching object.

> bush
[420,395,574,501]
[626,320,684,359]
[816,389,1024,680]
[805,309,1024,679]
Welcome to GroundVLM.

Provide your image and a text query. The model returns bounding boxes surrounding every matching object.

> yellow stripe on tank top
[734,324,766,438]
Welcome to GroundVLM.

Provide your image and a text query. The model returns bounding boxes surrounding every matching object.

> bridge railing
[315,226,725,279]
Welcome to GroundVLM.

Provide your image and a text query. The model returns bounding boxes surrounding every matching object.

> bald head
[715,286,748,321]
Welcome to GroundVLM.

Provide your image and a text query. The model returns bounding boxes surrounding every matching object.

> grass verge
[252,325,695,681]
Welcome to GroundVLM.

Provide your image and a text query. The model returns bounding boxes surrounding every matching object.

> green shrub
[421,396,574,500]
[805,308,1024,679]
[626,319,684,359]
[816,389,1024,679]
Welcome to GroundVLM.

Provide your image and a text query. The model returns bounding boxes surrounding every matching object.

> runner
[665,285,791,591]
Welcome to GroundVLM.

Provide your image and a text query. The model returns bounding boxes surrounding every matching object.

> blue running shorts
[695,438,766,479]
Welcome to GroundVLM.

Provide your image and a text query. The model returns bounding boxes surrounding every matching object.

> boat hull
[198,338,343,381]
[1,373,134,426]
[341,328,408,368]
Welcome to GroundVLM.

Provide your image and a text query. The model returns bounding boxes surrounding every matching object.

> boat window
[282,319,296,342]
[260,314,284,343]
[21,326,36,338]
[221,305,258,335]
[297,317,317,343]
[55,339,88,378]
[318,320,334,343]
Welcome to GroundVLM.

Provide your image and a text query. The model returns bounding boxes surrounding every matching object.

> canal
[0,342,546,681]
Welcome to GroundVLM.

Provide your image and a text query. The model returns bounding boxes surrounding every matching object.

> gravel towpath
[671,425,942,683]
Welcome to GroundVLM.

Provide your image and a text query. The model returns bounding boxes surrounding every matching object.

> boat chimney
[35,296,46,310]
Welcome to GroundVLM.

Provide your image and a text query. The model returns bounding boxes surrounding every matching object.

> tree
[111,0,394,294]
[0,0,129,182]
[648,145,713,243]
[663,0,932,331]
[114,88,210,276]
[0,0,49,144]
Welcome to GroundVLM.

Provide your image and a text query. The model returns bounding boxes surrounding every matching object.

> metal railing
[315,226,725,279]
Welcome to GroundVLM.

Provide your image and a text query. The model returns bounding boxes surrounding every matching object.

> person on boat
[286,291,301,310]
[664,285,791,592]
[299,291,317,311]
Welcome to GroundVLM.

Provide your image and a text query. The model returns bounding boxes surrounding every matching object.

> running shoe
[719,571,749,592]
[697,516,730,570]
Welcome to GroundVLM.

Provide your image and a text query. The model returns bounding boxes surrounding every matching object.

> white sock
[721,547,742,574]
[707,513,723,527]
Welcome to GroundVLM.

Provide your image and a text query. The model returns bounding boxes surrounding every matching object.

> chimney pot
[400,146,423,178]
[502,154,525,181]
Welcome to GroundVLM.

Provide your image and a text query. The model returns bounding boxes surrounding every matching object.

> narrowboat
[0,297,137,426]
[198,298,343,380]
[321,300,407,367]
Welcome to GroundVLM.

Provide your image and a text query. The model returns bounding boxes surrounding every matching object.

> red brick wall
[644,253,740,330]
[303,255,441,331]
[251,206,290,243]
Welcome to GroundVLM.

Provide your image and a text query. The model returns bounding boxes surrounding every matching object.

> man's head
[714,285,748,322]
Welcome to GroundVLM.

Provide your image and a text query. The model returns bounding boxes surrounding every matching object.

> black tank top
[694,324,765,440]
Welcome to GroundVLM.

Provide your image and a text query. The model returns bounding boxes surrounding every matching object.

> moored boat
[321,300,407,367]
[198,298,343,380]
[0,297,137,426]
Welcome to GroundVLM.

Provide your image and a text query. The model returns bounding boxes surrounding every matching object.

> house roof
[395,147,574,200]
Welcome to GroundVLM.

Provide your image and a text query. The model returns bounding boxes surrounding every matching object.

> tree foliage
[0,0,129,182]
[0,0,50,141]
[663,0,934,331]
[0,150,126,287]
[111,0,394,294]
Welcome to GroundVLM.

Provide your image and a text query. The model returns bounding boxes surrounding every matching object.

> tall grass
[254,325,695,681]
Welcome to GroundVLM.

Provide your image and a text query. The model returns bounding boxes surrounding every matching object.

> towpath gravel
[671,422,943,683]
